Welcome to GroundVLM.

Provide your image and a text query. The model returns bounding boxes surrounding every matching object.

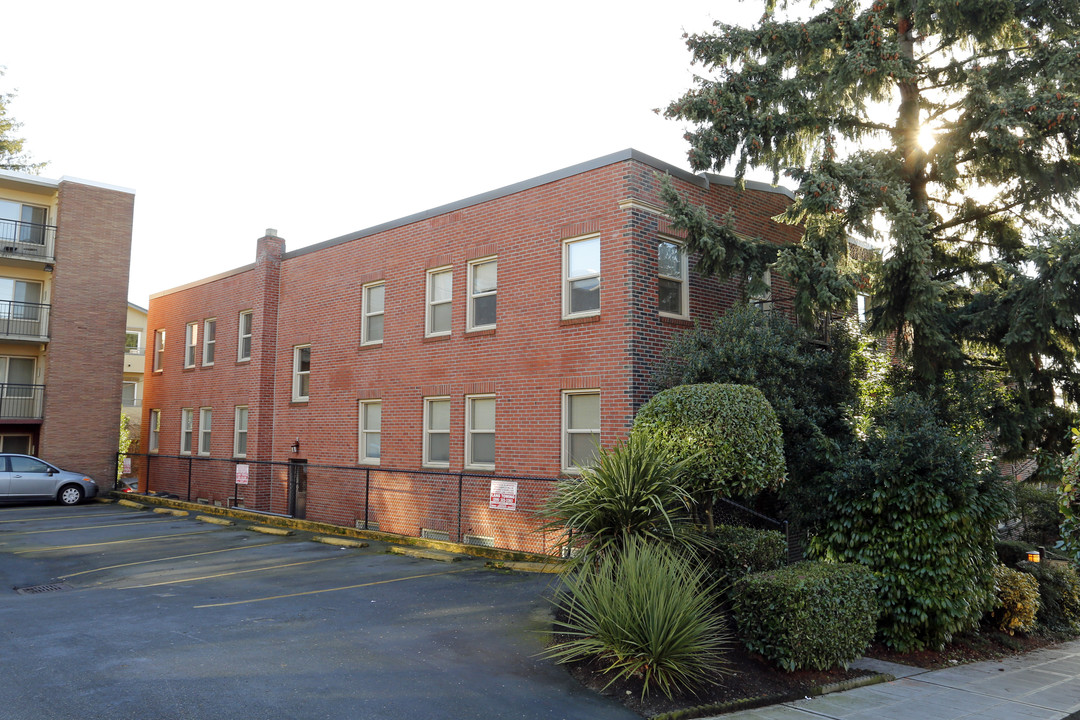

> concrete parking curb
[312,536,369,548]
[249,525,293,536]
[196,515,234,526]
[485,560,563,574]
[390,545,466,562]
[153,508,189,517]
[117,499,148,510]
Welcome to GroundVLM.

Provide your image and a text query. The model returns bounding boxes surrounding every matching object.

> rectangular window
[233,406,248,458]
[359,400,381,464]
[563,391,600,473]
[750,269,773,312]
[238,310,253,362]
[658,240,688,317]
[153,330,165,372]
[857,294,868,324]
[198,407,212,456]
[149,409,160,453]
[467,257,497,330]
[203,319,216,366]
[121,381,138,407]
[0,200,48,243]
[466,395,495,470]
[125,331,141,353]
[184,322,198,368]
[292,345,311,401]
[425,267,453,337]
[362,282,385,345]
[181,408,193,455]
[563,234,600,317]
[423,397,450,467]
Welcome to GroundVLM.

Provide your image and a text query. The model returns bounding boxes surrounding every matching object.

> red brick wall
[40,181,134,483]
[142,154,797,522]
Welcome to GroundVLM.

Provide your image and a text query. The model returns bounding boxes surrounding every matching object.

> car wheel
[58,485,84,506]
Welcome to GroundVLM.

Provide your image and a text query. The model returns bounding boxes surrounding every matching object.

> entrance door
[287,459,307,519]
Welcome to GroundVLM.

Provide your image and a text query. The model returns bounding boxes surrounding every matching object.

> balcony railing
[125,347,145,355]
[0,383,45,420]
[122,397,142,408]
[0,301,50,340]
[0,219,57,262]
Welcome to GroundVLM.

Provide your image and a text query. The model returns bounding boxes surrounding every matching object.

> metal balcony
[0,219,57,263]
[0,384,45,420]
[0,301,50,341]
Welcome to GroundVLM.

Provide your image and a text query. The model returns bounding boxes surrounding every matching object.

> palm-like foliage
[546,536,732,699]
[539,432,709,566]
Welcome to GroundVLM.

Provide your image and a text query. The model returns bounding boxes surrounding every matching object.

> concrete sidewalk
[708,640,1080,720]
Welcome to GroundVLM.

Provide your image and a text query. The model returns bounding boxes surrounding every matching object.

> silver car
[0,454,98,505]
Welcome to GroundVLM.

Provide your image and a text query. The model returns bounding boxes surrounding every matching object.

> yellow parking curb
[250,526,293,536]
[196,515,234,526]
[312,536,368,549]
[153,508,189,517]
[117,499,148,510]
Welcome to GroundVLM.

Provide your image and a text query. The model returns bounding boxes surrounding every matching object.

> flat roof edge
[150,263,256,300]
[703,173,796,200]
[59,176,136,195]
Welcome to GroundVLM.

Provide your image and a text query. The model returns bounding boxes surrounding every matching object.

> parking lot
[0,500,637,720]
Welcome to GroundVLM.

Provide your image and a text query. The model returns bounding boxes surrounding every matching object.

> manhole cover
[15,583,72,595]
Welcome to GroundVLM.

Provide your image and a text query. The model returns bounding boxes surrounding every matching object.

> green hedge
[996,540,1036,569]
[732,562,880,671]
[1017,560,1080,634]
[711,524,787,583]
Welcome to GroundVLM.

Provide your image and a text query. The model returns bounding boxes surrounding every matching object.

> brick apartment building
[139,150,798,547]
[0,169,135,485]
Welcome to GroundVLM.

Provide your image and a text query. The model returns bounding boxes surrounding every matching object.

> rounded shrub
[989,564,1040,635]
[633,383,786,532]
[546,536,731,699]
[710,524,787,584]
[1017,560,1080,634]
[996,540,1037,569]
[731,561,880,671]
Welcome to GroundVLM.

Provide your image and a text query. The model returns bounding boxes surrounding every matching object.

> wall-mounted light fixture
[289,438,300,454]
[43,263,54,273]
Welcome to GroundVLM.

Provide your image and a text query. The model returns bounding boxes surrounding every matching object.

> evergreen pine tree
[664,0,1080,456]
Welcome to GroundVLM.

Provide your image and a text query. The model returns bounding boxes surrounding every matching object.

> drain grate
[15,582,72,595]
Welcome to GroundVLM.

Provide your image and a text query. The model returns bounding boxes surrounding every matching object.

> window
[423,397,450,467]
[125,331,141,353]
[857,294,868,324]
[149,409,161,453]
[466,395,495,469]
[362,282,385,345]
[563,235,600,317]
[658,240,688,317]
[358,400,381,464]
[0,278,43,335]
[122,382,138,407]
[198,407,212,456]
[749,269,773,311]
[233,406,248,458]
[292,345,311,401]
[180,408,193,454]
[203,319,216,365]
[0,356,36,410]
[425,267,453,337]
[153,330,165,372]
[184,322,198,368]
[0,434,31,454]
[0,200,48,244]
[238,310,253,362]
[563,391,600,473]
[467,257,497,330]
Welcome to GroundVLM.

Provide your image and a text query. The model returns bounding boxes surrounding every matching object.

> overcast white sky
[3,0,767,306]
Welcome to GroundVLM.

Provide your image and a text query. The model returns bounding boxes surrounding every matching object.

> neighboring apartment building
[0,169,135,483]
[123,302,148,442]
[140,150,798,536]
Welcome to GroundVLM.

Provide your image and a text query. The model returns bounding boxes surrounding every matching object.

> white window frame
[198,407,212,456]
[233,406,248,458]
[237,310,253,362]
[203,318,216,366]
[467,256,497,331]
[149,409,160,453]
[425,266,453,337]
[562,390,600,474]
[857,294,868,324]
[292,345,311,402]
[180,408,193,455]
[362,282,385,346]
[562,234,601,319]
[184,322,198,368]
[423,396,451,468]
[121,381,139,407]
[125,330,142,353]
[153,329,165,372]
[465,394,496,471]
[750,269,773,311]
[358,400,382,465]
[657,238,689,319]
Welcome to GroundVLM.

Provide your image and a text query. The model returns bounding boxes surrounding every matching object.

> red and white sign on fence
[235,464,250,485]
[489,480,517,511]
